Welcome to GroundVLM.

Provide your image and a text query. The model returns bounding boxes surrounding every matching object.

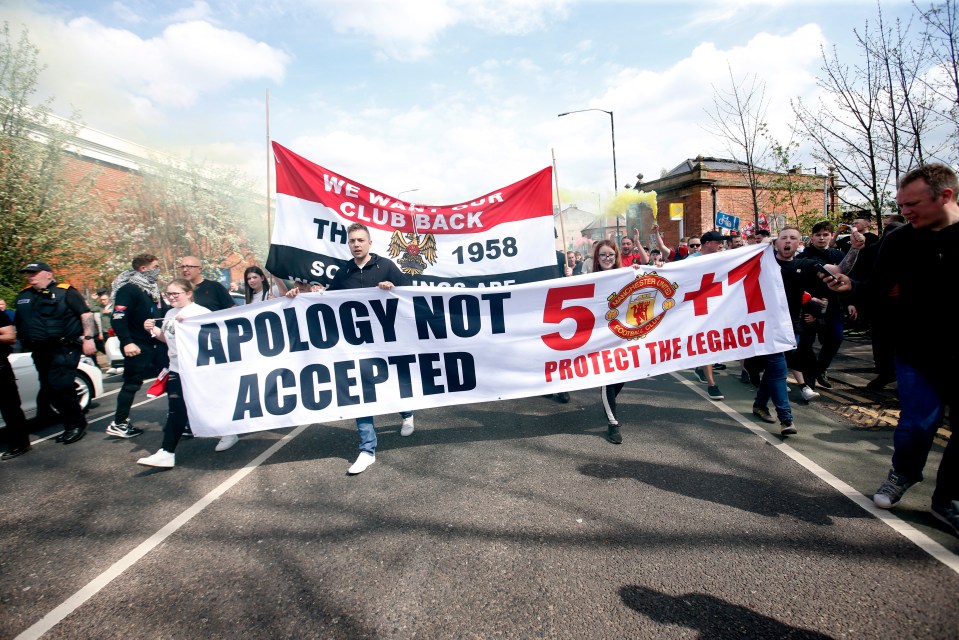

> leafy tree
[102,159,266,282]
[0,22,99,300]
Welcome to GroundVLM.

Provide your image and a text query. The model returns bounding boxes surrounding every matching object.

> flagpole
[265,88,272,251]
[551,148,567,250]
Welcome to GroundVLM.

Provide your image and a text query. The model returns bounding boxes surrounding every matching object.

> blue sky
[2,0,919,209]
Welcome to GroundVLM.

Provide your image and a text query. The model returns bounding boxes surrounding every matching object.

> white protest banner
[266,142,558,288]
[179,244,794,436]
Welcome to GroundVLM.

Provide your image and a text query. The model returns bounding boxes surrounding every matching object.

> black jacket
[860,221,959,384]
[14,283,88,348]
[112,283,164,348]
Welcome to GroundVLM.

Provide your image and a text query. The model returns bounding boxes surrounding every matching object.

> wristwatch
[81,336,94,341]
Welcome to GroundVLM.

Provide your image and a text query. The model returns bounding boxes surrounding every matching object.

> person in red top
[619,229,649,267]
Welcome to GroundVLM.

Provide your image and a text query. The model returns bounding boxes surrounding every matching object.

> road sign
[715,211,740,231]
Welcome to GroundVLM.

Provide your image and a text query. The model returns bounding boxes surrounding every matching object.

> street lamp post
[558,108,618,237]
[711,185,718,231]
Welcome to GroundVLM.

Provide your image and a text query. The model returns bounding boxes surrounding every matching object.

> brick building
[634,156,839,249]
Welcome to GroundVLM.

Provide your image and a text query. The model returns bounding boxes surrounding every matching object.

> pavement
[1,334,957,639]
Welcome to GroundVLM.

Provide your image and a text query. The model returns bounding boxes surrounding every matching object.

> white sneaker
[137,449,175,468]
[801,385,820,401]
[347,451,375,475]
[215,434,239,452]
[400,416,415,437]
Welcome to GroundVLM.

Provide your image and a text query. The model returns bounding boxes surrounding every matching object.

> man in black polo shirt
[327,223,414,475]
[178,256,235,311]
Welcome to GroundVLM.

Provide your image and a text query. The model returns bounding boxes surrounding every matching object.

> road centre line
[669,371,959,576]
[14,423,312,640]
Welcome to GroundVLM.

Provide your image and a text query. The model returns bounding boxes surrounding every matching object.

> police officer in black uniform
[14,261,97,445]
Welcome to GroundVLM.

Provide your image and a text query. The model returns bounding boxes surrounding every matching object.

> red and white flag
[266,142,557,288]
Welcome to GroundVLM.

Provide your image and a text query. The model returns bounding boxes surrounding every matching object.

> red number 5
[541,284,595,351]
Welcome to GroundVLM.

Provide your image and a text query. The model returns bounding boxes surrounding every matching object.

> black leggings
[161,373,189,453]
[601,383,625,424]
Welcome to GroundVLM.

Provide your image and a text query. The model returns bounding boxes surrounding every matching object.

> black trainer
[607,423,622,444]
[780,420,797,436]
[815,374,833,389]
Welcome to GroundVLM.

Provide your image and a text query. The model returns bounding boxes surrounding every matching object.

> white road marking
[670,371,959,575]
[14,423,311,640]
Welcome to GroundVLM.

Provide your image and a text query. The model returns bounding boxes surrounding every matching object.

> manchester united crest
[388,230,439,276]
[606,272,678,340]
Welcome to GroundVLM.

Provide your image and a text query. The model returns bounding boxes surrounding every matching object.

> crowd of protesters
[1,164,955,537]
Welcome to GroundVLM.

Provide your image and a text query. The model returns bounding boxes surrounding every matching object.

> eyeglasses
[598,253,617,259]
[688,243,701,248]
[166,291,184,297]
[179,264,201,269]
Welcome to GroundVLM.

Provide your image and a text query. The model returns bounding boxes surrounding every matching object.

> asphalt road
[1,365,957,639]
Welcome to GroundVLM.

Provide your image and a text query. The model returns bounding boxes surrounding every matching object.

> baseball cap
[20,261,53,273]
[700,230,726,243]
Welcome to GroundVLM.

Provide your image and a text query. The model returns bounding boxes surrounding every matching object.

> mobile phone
[816,264,833,278]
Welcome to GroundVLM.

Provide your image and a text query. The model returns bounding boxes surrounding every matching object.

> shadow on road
[619,585,834,639]
[579,460,867,526]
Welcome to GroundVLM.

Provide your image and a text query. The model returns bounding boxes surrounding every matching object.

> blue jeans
[891,360,945,483]
[754,352,792,423]
[356,411,413,455]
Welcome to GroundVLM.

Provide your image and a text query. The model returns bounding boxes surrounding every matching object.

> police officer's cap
[20,261,53,273]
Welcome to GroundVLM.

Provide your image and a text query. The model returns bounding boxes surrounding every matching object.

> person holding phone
[822,164,959,535]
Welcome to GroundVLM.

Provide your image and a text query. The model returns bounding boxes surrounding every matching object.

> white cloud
[0,2,842,209]
[6,7,290,138]
[309,0,571,60]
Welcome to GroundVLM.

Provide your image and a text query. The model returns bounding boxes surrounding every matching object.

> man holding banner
[328,223,415,475]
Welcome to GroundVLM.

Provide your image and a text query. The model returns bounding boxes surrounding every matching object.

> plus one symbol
[683,272,723,316]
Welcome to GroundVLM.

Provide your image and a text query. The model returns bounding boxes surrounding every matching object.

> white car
[105,335,123,372]
[0,352,104,427]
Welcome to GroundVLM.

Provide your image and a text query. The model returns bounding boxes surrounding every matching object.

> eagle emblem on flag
[388,230,439,275]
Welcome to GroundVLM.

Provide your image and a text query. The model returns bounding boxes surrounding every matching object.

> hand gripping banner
[266,142,558,288]
[179,244,795,437]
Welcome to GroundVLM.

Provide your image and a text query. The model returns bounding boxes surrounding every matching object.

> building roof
[662,157,762,178]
